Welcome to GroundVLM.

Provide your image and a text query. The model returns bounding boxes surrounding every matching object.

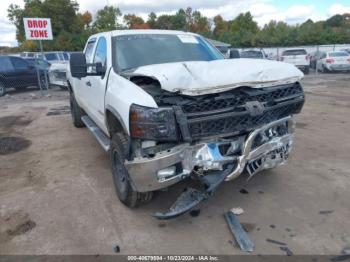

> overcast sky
[1,0,350,46]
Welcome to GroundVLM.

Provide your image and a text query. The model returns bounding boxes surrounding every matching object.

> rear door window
[10,57,29,70]
[282,49,307,56]
[329,52,349,57]
[0,57,14,71]
[241,51,263,58]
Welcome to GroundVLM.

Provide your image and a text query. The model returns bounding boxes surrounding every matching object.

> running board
[81,116,110,151]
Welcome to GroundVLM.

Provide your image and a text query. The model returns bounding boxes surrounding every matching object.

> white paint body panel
[67,29,304,136]
[105,70,158,134]
[131,59,303,96]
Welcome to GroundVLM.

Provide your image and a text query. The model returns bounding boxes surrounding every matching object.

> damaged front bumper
[125,116,295,193]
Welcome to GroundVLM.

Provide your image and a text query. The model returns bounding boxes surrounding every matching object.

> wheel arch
[105,106,129,137]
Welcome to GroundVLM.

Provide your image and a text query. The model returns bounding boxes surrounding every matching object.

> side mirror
[95,62,106,76]
[70,52,87,78]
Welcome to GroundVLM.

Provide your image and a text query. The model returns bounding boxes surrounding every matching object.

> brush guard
[153,116,295,220]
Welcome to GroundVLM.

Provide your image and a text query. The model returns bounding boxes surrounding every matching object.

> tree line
[6,0,350,52]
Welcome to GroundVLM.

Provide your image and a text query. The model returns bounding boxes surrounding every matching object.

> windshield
[329,51,349,57]
[240,51,263,58]
[45,53,59,61]
[282,49,307,56]
[113,34,223,71]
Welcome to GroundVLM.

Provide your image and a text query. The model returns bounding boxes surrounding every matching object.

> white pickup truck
[67,30,305,219]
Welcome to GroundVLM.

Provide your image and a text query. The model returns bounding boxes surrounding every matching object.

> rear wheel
[304,66,310,74]
[0,82,5,97]
[110,133,153,207]
[69,93,85,128]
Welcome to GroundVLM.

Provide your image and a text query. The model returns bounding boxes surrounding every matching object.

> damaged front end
[126,116,295,219]
[125,79,304,219]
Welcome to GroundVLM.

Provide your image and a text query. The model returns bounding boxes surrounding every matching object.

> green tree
[124,14,150,29]
[7,0,89,51]
[230,12,258,47]
[93,6,122,31]
[147,12,157,28]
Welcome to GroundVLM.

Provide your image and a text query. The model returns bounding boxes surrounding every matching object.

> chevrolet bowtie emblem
[245,101,265,116]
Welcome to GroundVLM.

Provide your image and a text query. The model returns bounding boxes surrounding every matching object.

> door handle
[86,81,91,87]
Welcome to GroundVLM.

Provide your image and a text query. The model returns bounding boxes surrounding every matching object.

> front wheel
[110,133,153,207]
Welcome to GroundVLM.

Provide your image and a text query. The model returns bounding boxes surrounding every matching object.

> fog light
[157,166,176,182]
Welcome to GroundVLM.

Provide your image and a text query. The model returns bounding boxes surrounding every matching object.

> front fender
[104,70,158,135]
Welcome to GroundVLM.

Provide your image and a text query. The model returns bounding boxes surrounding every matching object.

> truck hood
[130,59,303,96]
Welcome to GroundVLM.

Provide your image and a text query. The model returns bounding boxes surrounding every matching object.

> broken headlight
[129,104,178,141]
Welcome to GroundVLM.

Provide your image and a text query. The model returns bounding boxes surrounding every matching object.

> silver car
[316,51,350,73]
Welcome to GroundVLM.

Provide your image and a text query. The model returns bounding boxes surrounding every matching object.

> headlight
[129,104,178,141]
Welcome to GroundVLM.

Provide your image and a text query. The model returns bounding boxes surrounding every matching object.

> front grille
[188,101,303,139]
[182,83,303,114]
[179,82,304,140]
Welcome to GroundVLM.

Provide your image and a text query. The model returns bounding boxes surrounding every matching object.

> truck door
[84,36,109,132]
[72,38,97,112]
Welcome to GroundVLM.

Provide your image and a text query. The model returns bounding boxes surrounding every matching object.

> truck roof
[89,29,199,39]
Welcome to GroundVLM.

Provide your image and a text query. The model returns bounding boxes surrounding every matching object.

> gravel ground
[0,73,350,255]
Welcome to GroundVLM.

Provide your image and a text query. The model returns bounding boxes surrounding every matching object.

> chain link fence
[241,44,350,60]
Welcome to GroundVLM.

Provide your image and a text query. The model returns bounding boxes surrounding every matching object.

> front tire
[110,133,153,207]
[69,93,85,128]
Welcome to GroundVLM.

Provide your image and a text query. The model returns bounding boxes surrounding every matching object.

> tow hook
[153,164,235,220]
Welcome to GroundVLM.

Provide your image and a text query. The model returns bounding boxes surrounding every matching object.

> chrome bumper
[125,116,295,192]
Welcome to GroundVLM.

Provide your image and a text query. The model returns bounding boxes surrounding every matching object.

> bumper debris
[153,164,235,219]
[225,211,254,252]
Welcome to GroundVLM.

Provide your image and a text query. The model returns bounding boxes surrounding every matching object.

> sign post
[23,18,53,93]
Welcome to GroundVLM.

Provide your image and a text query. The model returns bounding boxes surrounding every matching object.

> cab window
[85,38,96,63]
[93,37,107,68]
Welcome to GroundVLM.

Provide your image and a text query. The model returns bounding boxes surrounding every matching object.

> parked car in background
[228,48,240,59]
[49,62,68,89]
[240,49,267,59]
[35,52,69,89]
[25,58,51,89]
[340,48,350,55]
[280,49,309,74]
[25,58,51,71]
[309,50,325,69]
[20,52,36,58]
[316,51,350,73]
[0,56,46,96]
[36,51,69,62]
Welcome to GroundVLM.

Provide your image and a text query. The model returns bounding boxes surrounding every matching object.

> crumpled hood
[131,59,303,96]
